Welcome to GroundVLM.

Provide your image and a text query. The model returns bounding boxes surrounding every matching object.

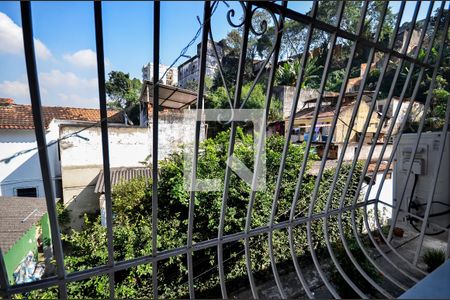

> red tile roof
[0,101,123,129]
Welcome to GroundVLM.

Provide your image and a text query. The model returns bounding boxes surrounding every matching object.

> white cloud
[0,80,29,99]
[63,49,96,68]
[39,69,98,90]
[63,49,110,69]
[39,70,98,107]
[0,70,99,107]
[0,12,52,60]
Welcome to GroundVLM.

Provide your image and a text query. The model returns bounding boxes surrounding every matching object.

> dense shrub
[30,129,365,298]
[423,248,446,272]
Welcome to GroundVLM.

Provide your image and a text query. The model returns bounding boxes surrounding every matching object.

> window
[378,104,384,112]
[16,187,38,198]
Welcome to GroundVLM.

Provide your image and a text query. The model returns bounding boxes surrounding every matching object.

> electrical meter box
[394,132,450,231]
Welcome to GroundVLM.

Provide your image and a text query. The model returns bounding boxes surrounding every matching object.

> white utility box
[394,132,450,232]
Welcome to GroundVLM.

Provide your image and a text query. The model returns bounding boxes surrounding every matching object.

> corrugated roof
[94,167,152,193]
[293,101,355,119]
[0,101,124,129]
[0,196,47,253]
[292,92,375,120]
[303,91,374,103]
[140,81,198,109]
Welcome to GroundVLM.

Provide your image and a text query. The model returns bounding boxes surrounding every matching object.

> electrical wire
[158,1,220,82]
[1,1,223,165]
[407,173,450,236]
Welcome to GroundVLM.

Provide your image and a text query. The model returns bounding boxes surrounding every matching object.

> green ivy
[31,129,365,298]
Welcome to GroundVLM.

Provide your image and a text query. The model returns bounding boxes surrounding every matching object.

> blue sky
[0,1,433,108]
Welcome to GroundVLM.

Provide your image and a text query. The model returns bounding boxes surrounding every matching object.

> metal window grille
[1,1,449,299]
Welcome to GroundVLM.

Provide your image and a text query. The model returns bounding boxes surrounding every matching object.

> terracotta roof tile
[0,103,124,130]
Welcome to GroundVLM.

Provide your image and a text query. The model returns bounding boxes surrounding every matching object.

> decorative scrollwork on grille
[226,2,247,28]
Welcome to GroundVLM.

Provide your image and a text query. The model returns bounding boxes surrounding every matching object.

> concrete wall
[59,114,202,229]
[59,125,150,228]
[361,173,393,231]
[273,86,319,119]
[338,143,393,161]
[333,97,379,143]
[0,121,61,198]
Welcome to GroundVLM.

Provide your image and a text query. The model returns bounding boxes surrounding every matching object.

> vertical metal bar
[372,2,447,252]
[342,0,433,282]
[218,3,252,298]
[413,94,450,264]
[447,230,450,260]
[362,0,437,282]
[20,2,67,298]
[284,3,319,298]
[374,0,446,204]
[387,7,450,243]
[351,0,429,283]
[248,2,287,298]
[331,0,428,279]
[359,0,439,275]
[307,2,394,297]
[289,1,346,297]
[364,0,439,207]
[152,2,160,299]
[93,1,116,298]
[352,1,448,282]
[320,0,425,290]
[187,1,211,298]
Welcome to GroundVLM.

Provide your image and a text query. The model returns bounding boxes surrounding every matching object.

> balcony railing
[0,1,449,299]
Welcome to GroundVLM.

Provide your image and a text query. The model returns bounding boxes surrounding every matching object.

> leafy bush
[423,248,446,272]
[56,200,71,232]
[37,129,364,298]
[330,235,382,298]
[206,82,283,122]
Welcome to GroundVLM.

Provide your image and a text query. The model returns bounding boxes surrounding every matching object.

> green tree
[207,82,283,122]
[275,57,323,88]
[314,1,394,48]
[34,130,366,299]
[105,71,142,124]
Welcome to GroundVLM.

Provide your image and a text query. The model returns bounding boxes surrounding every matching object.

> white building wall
[59,125,150,228]
[0,122,60,198]
[59,114,204,228]
[143,63,178,86]
[272,86,319,119]
[361,173,393,231]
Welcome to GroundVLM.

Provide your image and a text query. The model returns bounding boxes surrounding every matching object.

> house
[55,85,204,229]
[0,196,51,284]
[395,26,421,55]
[289,92,384,161]
[288,92,425,161]
[1,81,205,229]
[138,81,198,127]
[289,92,378,144]
[142,63,178,86]
[58,123,150,228]
[177,40,224,89]
[0,97,124,199]
[376,96,424,138]
[272,86,322,120]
